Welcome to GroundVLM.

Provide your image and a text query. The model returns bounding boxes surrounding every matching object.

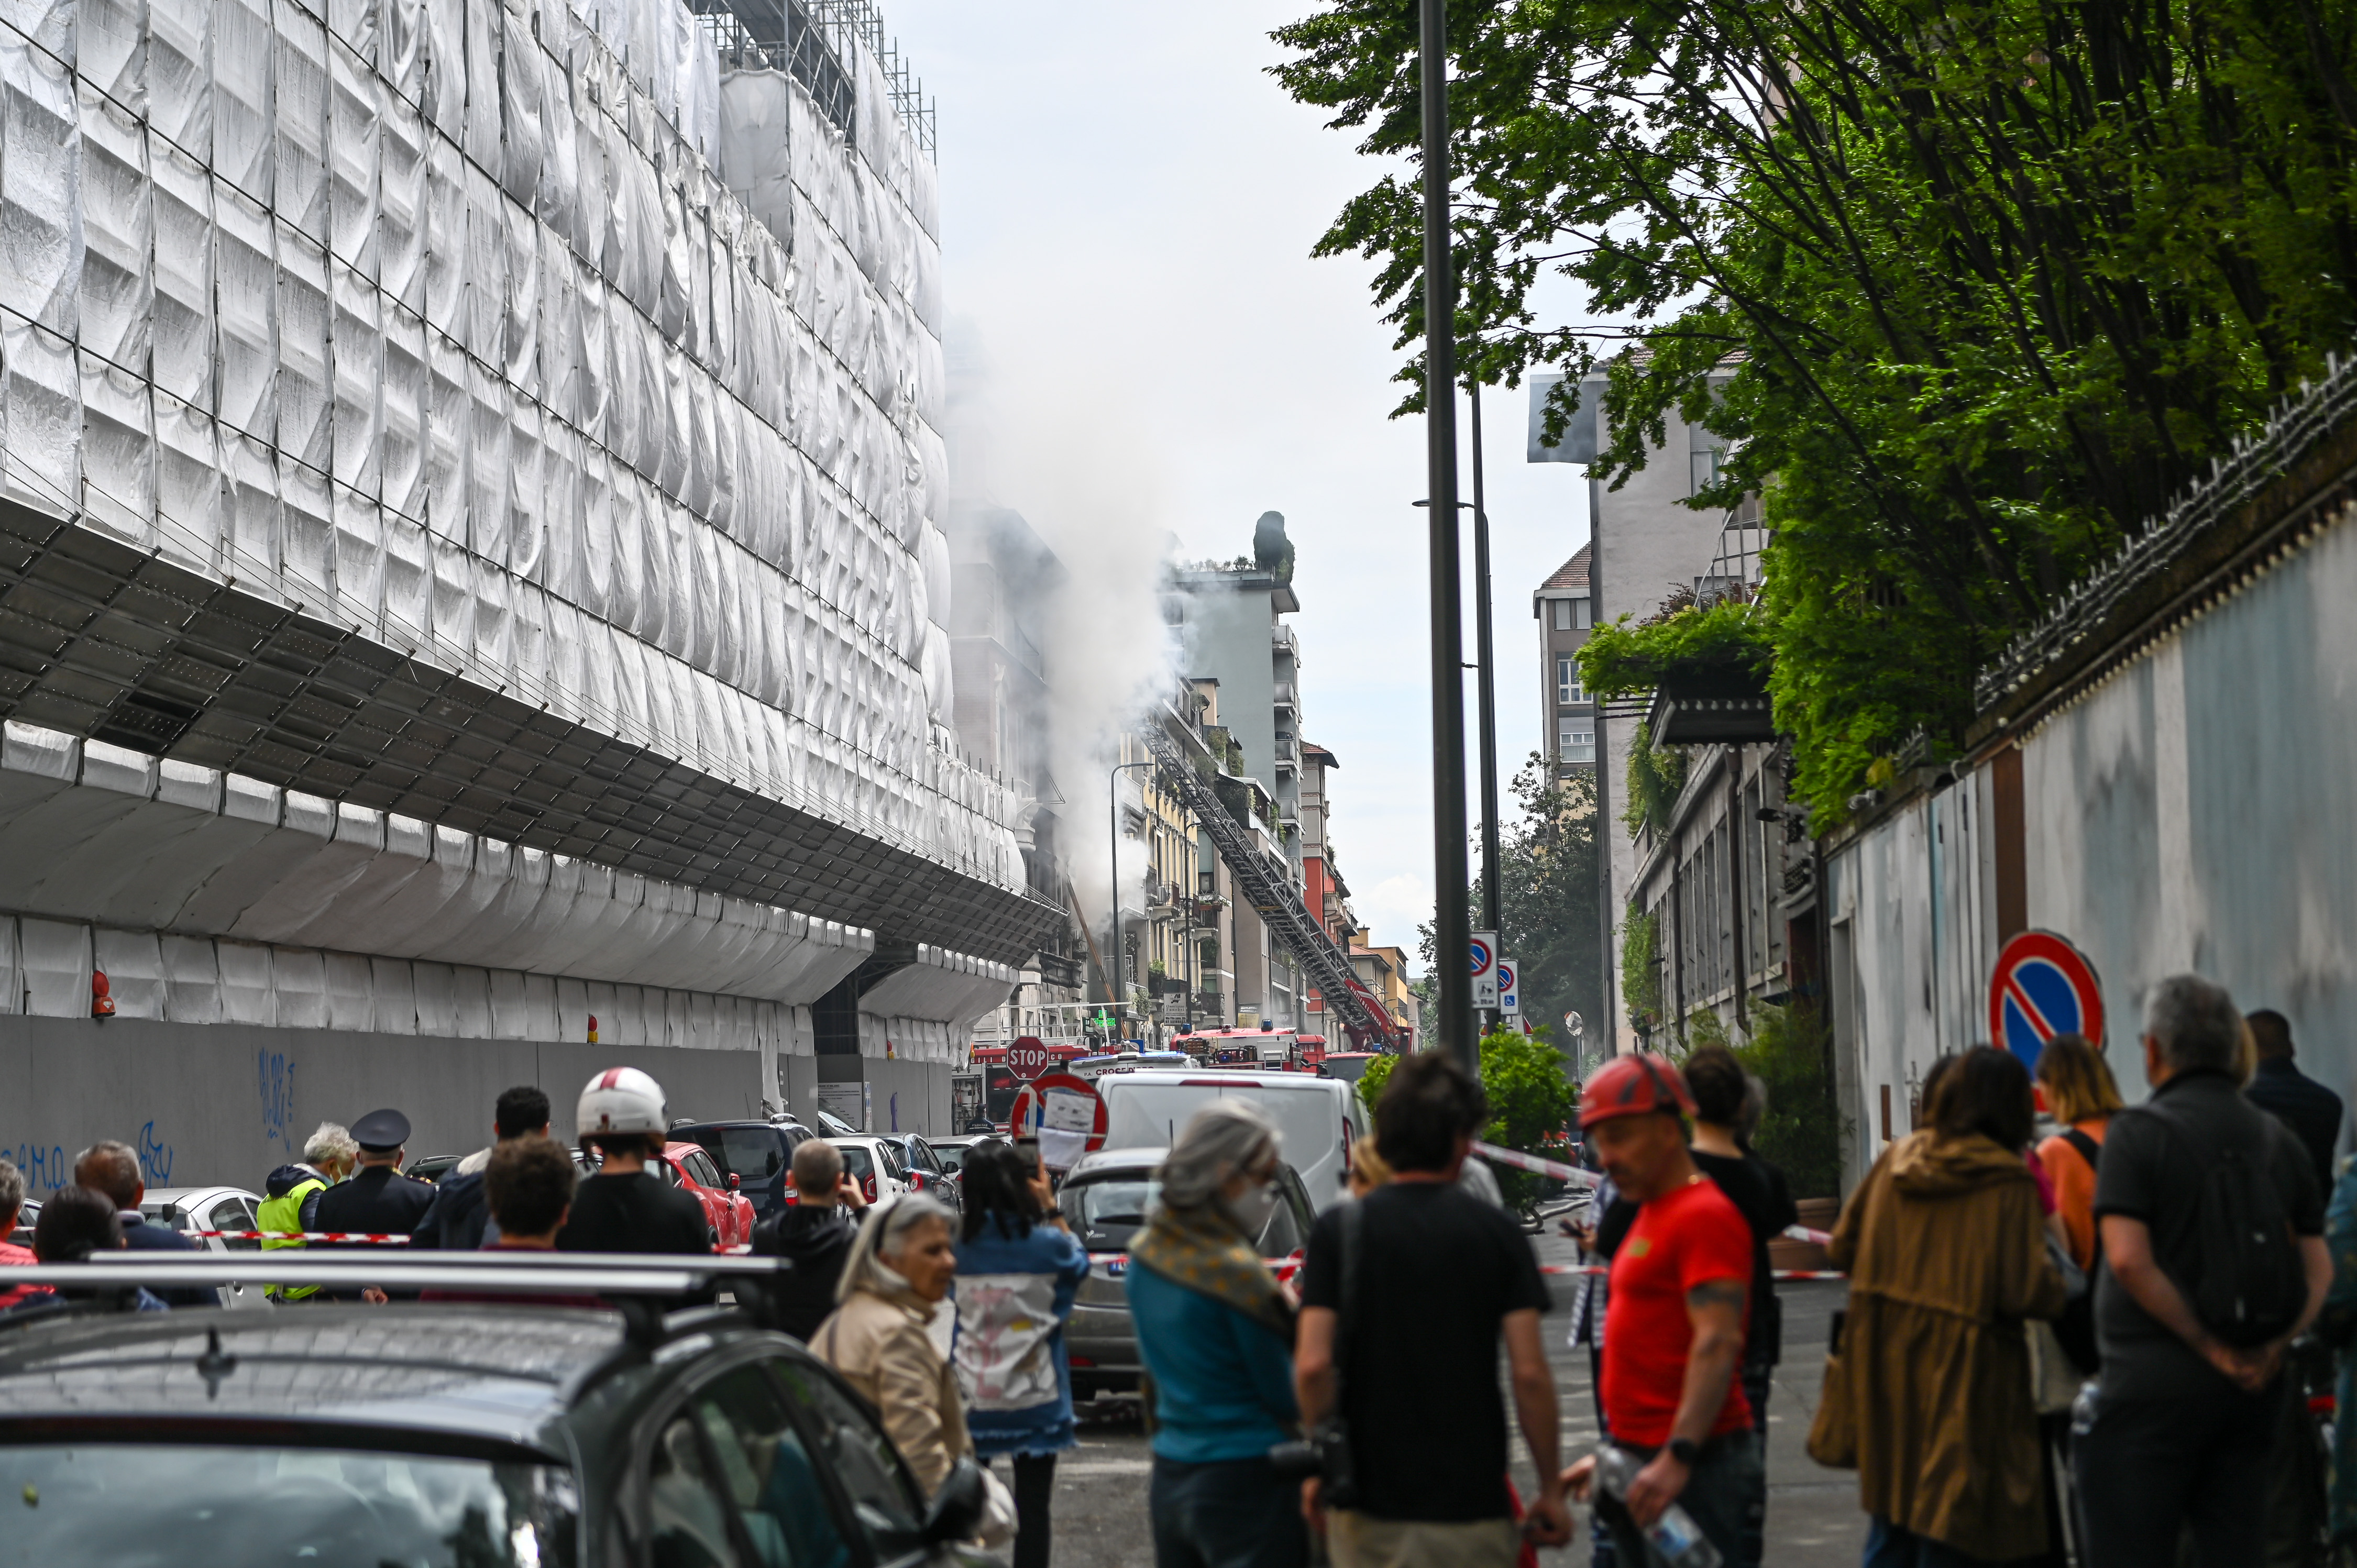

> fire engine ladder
[1139,724,1397,1048]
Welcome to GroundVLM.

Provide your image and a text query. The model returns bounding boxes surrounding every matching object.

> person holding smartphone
[751,1136,871,1340]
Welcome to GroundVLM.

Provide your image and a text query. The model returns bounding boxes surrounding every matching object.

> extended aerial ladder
[1139,723,1399,1051]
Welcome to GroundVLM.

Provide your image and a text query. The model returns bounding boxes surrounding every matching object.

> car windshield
[1103,1084,1337,1179]
[933,1142,978,1174]
[0,1444,577,1566]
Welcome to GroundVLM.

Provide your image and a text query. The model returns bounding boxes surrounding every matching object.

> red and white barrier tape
[1469,1144,1835,1245]
[1538,1262,1846,1282]
[188,1230,414,1243]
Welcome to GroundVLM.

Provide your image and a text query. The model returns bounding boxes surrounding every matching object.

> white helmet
[578,1066,667,1136]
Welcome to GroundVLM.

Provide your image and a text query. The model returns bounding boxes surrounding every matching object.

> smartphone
[1015,1136,1042,1176]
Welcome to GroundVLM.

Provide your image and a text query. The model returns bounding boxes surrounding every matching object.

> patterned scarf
[1131,1201,1293,1338]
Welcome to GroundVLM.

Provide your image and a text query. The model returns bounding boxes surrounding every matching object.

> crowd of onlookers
[5,975,2355,1566]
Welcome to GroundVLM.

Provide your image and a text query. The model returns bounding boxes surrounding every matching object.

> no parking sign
[1988,930,2106,1068]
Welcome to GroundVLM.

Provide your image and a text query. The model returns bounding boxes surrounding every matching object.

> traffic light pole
[1420,0,1474,1072]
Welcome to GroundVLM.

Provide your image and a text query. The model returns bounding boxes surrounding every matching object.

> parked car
[674,1119,819,1221]
[402,1154,466,1184]
[926,1134,1004,1181]
[655,1141,756,1251]
[1097,1070,1369,1211]
[0,1268,997,1567]
[825,1136,917,1207]
[884,1135,960,1211]
[1056,1147,1317,1401]
[1316,1052,1381,1088]
[137,1186,274,1310]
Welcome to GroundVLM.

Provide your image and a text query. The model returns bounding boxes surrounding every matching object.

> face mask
[1224,1179,1280,1238]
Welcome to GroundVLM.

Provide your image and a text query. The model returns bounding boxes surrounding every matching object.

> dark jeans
[1598,1431,1763,1568]
[986,1453,1058,1568]
[1149,1454,1309,1568]
[1588,1345,1617,1568]
[2072,1377,2288,1567]
[1739,1363,1774,1568]
[1862,1517,2008,1567]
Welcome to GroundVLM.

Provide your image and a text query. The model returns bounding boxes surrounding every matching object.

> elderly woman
[1126,1101,1307,1568]
[812,1192,972,1496]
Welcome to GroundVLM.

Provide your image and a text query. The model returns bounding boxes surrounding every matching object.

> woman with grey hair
[1126,1100,1307,1568]
[812,1192,973,1495]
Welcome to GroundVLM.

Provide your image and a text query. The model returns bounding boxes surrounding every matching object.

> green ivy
[1618,908,1662,1035]
[1732,1003,1845,1200]
[1622,721,1688,838]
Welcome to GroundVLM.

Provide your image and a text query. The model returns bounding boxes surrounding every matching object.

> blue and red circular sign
[1988,931,2105,1067]
[1468,936,1495,979]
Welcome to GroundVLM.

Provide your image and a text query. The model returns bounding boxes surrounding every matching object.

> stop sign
[1004,1035,1054,1080]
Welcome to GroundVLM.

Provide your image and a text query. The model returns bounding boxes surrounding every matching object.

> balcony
[1272,734,1299,765]
[1273,681,1296,710]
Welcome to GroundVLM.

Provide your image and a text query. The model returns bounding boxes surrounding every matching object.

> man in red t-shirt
[1563,1053,1762,1566]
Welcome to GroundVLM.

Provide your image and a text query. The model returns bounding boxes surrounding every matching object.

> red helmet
[1578,1052,1697,1129]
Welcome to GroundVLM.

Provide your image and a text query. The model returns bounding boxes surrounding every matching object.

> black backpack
[2152,1104,2308,1350]
[2052,1129,2103,1373]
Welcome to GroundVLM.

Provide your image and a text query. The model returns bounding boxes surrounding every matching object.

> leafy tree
[1354,1024,1582,1208]
[1272,0,2357,816]
[1417,756,1605,1061]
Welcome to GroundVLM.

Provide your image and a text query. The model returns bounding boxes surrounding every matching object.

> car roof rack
[0,1253,793,1355]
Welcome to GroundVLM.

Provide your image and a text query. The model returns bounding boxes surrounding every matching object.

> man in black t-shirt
[556,1068,714,1257]
[1296,1052,1569,1567]
[2073,976,2331,1568]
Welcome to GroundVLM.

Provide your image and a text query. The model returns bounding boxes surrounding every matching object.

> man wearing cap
[1561,1053,1760,1568]
[313,1108,438,1245]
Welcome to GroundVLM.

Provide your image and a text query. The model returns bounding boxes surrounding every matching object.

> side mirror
[923,1457,988,1547]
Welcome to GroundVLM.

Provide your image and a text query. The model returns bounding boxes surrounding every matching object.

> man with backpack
[2073,974,2333,1566]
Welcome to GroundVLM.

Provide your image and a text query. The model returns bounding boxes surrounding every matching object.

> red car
[656,1140,756,1251]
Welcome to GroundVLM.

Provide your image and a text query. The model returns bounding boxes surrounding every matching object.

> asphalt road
[1039,1224,1868,1566]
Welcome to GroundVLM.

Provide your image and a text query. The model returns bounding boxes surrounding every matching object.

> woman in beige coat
[1817,1045,2068,1565]
[813,1192,972,1495]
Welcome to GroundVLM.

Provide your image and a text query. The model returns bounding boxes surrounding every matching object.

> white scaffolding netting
[0,0,1014,890]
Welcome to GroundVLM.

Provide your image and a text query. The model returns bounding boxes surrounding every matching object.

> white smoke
[945,319,1179,946]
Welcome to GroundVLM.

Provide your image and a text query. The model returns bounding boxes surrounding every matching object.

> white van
[1098,1070,1369,1212]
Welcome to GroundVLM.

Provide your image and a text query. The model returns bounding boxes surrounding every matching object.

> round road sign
[1988,930,2105,1068]
[1008,1072,1109,1159]
[1469,936,1496,979]
[1004,1035,1054,1080]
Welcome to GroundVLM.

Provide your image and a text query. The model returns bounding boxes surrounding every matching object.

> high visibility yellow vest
[259,1176,326,1300]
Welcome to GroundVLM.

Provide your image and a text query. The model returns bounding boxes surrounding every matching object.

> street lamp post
[1469,387,1502,1042]
[1108,757,1154,1021]
[1419,0,1474,1072]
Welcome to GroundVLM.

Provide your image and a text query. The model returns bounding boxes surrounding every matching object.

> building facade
[0,0,1050,1185]
[1533,545,1596,773]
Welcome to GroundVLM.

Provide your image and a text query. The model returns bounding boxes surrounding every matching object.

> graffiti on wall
[136,1120,174,1186]
[259,1048,297,1149]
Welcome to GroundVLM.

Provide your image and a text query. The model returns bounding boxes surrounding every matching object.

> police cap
[351,1107,413,1151]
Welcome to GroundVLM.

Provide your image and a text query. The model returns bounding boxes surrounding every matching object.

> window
[769,1360,926,1560]
[1555,657,1586,706]
[1575,597,1593,629]
[1551,599,1572,631]
[1692,446,1724,495]
[1558,723,1595,764]
[690,1367,855,1568]
[210,1196,261,1253]
[651,1413,746,1568]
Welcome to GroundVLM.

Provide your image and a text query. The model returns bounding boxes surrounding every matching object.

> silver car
[1057,1147,1317,1402]
[139,1186,276,1310]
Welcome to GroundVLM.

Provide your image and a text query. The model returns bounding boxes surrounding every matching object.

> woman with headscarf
[812,1192,972,1496]
[950,1142,1090,1568]
[1126,1100,1307,1568]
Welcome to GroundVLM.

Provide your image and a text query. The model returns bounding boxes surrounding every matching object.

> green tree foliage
[1619,907,1662,1035]
[1733,1002,1845,1199]
[1354,1026,1582,1208]
[1620,721,1689,838]
[1579,598,1770,697]
[1417,756,1605,1055]
[1272,0,2357,816]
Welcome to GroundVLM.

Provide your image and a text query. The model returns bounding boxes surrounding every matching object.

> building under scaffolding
[0,0,1054,1180]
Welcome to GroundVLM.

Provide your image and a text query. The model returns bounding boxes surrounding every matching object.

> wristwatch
[1666,1437,1701,1467]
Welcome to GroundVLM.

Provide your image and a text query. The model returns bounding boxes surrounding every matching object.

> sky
[891,0,1593,976]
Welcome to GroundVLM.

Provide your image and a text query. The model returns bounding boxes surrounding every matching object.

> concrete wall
[1825,497,2357,1183]
[0,1016,772,1198]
